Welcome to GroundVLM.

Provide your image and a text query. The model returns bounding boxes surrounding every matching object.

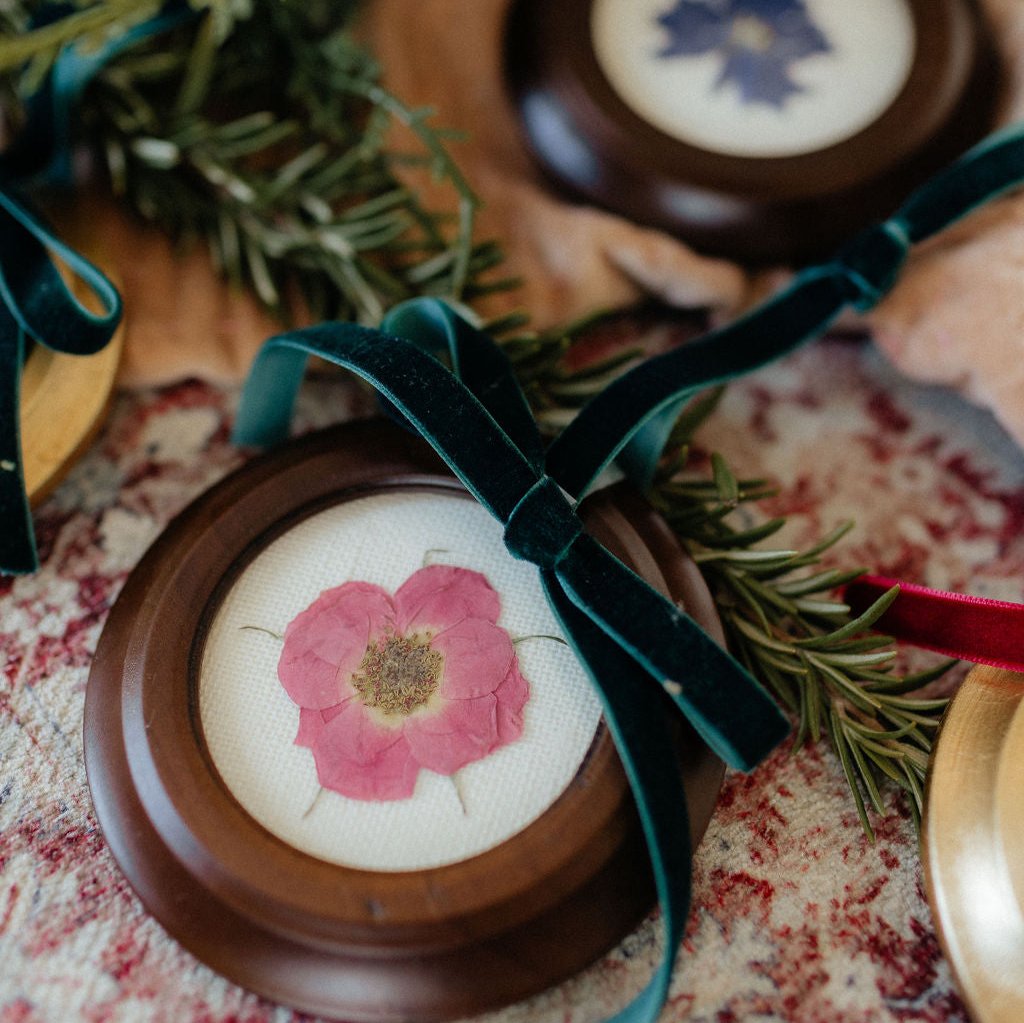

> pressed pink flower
[278,565,530,801]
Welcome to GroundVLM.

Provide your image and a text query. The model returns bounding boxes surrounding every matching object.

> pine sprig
[648,427,952,839]
[502,310,645,432]
[1,0,507,324]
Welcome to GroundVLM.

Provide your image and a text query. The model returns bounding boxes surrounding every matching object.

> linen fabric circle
[590,0,916,158]
[199,491,603,872]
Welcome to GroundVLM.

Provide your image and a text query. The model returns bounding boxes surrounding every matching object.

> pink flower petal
[295,708,324,750]
[494,659,530,745]
[278,582,395,709]
[311,701,420,801]
[280,566,531,802]
[431,617,514,699]
[294,701,349,750]
[404,694,499,775]
[394,565,501,634]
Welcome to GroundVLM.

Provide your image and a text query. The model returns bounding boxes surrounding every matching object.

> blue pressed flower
[655,0,832,108]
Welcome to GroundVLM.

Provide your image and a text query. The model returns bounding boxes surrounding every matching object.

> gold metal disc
[924,664,1024,1023]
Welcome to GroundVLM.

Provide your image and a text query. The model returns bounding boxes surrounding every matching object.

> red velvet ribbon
[844,575,1024,672]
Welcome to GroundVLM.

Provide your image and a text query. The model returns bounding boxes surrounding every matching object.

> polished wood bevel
[923,664,1024,1023]
[504,0,999,264]
[85,419,726,1022]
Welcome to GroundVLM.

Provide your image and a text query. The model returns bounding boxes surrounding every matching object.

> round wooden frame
[923,664,1024,1023]
[85,419,726,1022]
[504,0,999,263]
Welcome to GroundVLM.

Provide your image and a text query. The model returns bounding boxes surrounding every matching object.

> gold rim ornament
[924,664,1024,1023]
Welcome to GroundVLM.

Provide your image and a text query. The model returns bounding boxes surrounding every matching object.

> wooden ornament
[923,664,1024,1023]
[84,419,726,1022]
[505,0,999,263]
[20,334,123,506]
[21,202,125,506]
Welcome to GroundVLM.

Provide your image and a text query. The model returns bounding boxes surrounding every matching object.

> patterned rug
[3,332,1022,1023]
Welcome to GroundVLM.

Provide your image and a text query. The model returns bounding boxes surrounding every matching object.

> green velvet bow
[232,121,1024,1023]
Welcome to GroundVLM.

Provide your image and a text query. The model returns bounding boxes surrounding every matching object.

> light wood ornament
[20,332,123,506]
[19,207,124,507]
[923,664,1024,1023]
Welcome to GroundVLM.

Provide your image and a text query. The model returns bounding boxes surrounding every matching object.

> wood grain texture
[924,664,1024,1023]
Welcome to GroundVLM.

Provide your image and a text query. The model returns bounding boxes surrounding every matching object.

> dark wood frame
[504,0,999,263]
[85,419,725,1022]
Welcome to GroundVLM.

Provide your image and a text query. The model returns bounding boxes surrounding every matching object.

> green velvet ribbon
[232,121,1024,1023]
[0,3,191,574]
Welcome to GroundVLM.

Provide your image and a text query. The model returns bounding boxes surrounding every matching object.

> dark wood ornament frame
[85,419,727,1023]
[504,0,1000,264]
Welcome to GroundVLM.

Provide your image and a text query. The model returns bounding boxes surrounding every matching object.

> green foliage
[0,0,502,324]
[647,403,950,839]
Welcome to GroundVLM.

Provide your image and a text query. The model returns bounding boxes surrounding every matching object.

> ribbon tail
[557,534,789,771]
[547,122,1024,501]
[0,189,123,576]
[899,122,1024,242]
[541,573,692,1023]
[545,271,847,498]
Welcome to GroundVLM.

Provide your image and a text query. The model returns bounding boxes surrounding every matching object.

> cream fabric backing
[198,490,602,871]
[591,0,915,159]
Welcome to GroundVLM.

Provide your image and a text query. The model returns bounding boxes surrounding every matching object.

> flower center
[729,15,775,52]
[352,632,443,717]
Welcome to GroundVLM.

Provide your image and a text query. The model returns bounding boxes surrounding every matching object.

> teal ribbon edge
[231,119,1024,1023]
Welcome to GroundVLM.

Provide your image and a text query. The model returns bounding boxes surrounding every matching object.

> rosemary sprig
[649,418,952,839]
[501,309,645,431]
[1,0,506,324]
[506,316,950,837]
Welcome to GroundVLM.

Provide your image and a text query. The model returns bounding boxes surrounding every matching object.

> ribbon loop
[503,475,583,568]
[833,218,910,312]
